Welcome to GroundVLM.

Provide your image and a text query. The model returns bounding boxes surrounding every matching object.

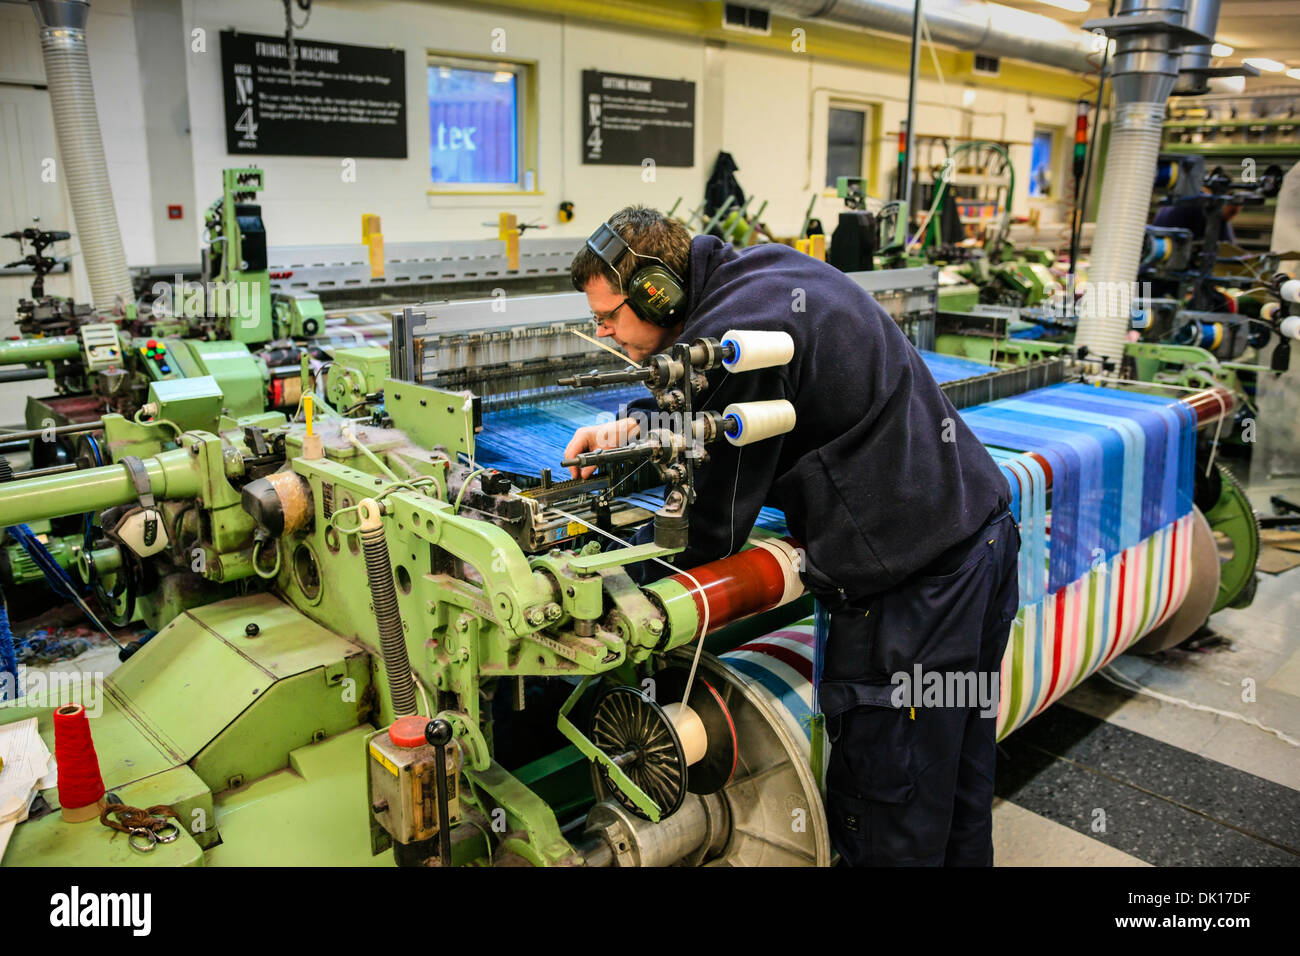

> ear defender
[585,221,686,328]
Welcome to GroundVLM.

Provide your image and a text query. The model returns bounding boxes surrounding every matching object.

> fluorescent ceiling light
[1210,43,1233,57]
[1287,68,1300,81]
[1030,0,1091,12]
[1243,57,1285,72]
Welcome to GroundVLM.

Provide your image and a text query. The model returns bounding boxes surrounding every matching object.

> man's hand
[564,417,641,479]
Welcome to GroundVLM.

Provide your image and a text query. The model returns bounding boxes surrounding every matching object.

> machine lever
[425,718,455,867]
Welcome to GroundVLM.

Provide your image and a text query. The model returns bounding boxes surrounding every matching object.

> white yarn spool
[663,702,707,766]
[723,400,797,446]
[721,330,795,373]
[1281,315,1300,342]
[1280,278,1300,304]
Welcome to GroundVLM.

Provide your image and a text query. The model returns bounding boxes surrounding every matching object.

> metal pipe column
[1075,0,1202,365]
[903,0,922,227]
[29,0,134,310]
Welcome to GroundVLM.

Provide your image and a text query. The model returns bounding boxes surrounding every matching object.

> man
[1153,193,1241,245]
[565,206,1019,866]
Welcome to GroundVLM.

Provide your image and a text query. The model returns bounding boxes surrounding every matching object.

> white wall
[8,0,1085,264]
[178,0,710,246]
[173,0,1080,247]
[0,0,154,418]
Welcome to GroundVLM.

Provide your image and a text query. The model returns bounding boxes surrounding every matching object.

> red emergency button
[388,716,430,748]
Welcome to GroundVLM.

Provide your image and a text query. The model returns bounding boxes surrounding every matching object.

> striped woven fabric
[717,382,1200,744]
[716,507,1191,752]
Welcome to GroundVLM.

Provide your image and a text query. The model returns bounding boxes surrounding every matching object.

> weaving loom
[587,381,1227,753]
[468,344,1228,742]
[414,267,1230,738]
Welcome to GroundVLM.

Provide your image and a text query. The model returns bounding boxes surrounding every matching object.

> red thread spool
[53,704,106,822]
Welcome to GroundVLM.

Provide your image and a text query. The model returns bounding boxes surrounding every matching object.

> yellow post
[362,214,385,279]
[499,212,521,271]
[302,393,323,459]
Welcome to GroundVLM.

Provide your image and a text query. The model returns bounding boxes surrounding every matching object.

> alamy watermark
[890,665,1000,718]
[150,274,263,328]
[0,669,105,717]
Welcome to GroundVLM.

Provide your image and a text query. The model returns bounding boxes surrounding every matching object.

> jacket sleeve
[673,364,790,569]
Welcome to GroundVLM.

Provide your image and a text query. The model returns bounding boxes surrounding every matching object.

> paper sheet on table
[0,716,52,822]
[0,716,53,861]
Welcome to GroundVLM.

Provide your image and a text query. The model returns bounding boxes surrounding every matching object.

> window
[428,56,532,188]
[826,106,867,188]
[1029,127,1056,198]
[723,4,771,34]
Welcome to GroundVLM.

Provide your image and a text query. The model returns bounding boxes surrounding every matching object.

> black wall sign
[581,70,695,167]
[220,31,407,158]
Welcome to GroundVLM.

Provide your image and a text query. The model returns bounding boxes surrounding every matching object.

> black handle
[425,719,454,867]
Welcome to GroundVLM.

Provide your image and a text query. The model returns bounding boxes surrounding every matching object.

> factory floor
[993,477,1300,867]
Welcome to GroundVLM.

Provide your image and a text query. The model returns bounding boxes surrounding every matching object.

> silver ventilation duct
[1173,0,1220,96]
[29,0,133,310]
[746,0,1098,74]
[1074,0,1208,364]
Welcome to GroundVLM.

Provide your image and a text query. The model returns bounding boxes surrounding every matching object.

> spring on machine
[359,499,417,717]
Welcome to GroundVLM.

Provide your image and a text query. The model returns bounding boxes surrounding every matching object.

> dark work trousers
[819,510,1020,866]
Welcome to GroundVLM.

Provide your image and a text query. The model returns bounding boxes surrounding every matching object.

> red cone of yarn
[53,704,106,819]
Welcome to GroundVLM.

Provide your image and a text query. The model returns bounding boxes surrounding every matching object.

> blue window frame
[1029,128,1054,198]
[428,64,519,185]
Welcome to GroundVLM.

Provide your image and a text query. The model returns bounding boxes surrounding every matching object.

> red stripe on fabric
[740,641,814,683]
[1034,587,1068,717]
[1104,553,1129,665]
[1159,525,1178,625]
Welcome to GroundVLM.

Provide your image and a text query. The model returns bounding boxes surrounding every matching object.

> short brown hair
[570,205,691,293]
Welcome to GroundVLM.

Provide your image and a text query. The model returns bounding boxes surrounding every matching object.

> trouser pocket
[825,691,920,865]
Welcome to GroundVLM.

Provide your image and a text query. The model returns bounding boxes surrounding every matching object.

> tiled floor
[992,479,1300,866]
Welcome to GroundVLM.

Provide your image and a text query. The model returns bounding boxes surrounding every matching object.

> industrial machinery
[0,253,1242,866]
[0,0,1274,871]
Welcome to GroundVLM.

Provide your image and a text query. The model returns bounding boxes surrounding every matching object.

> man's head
[570,206,691,364]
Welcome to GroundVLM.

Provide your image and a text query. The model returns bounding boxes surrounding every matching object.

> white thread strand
[1098,667,1300,748]
[568,327,645,367]
[543,504,711,690]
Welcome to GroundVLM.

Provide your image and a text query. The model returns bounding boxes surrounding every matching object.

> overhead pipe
[29,0,134,310]
[1173,0,1219,95]
[750,0,1099,74]
[1074,0,1209,365]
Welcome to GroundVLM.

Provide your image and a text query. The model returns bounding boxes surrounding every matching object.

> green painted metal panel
[3,765,207,867]
[207,726,393,867]
[384,378,476,455]
[0,693,173,795]
[191,657,371,793]
[186,340,265,417]
[105,594,364,764]
[187,592,366,680]
[148,376,224,433]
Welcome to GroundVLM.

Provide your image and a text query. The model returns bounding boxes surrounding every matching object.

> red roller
[663,537,804,643]
[1181,385,1234,427]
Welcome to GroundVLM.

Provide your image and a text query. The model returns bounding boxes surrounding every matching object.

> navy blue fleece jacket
[624,235,1009,602]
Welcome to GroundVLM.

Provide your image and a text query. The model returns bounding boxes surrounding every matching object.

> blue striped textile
[475,353,994,476]
[473,367,1195,611]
